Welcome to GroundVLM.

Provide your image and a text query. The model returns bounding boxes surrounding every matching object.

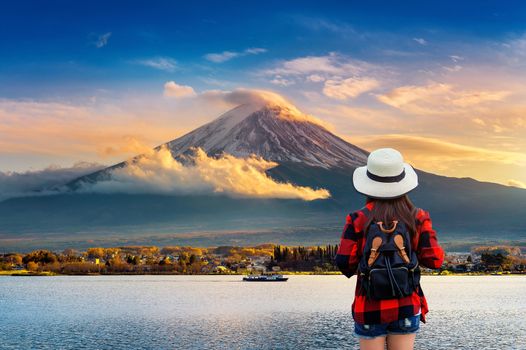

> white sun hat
[352,148,418,199]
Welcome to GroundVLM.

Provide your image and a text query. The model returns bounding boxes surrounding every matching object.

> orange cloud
[0,99,188,168]
[87,146,331,201]
[163,81,197,98]
[323,76,380,99]
[349,133,526,187]
[98,136,158,157]
[351,134,526,166]
[376,83,511,115]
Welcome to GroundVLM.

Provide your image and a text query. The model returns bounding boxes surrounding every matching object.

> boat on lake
[242,274,288,282]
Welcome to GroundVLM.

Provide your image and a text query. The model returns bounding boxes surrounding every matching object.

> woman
[335,148,444,350]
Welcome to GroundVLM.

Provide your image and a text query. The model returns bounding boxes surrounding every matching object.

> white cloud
[204,51,239,63]
[270,76,294,86]
[86,146,330,201]
[443,65,463,72]
[137,57,177,72]
[498,33,526,68]
[245,47,267,55]
[413,37,427,46]
[163,81,197,98]
[95,32,111,48]
[261,53,384,94]
[323,76,380,99]
[503,33,526,58]
[291,15,355,35]
[0,143,331,201]
[449,55,464,63]
[0,162,105,201]
[307,74,325,82]
[204,47,267,63]
[263,53,369,77]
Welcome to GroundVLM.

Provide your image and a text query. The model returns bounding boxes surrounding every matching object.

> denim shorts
[354,313,421,339]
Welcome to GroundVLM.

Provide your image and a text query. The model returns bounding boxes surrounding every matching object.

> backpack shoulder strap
[360,205,373,234]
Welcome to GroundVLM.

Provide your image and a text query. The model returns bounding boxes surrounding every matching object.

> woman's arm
[415,209,445,269]
[335,212,362,278]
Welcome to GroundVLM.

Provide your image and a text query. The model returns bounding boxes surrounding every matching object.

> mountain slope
[2,163,525,251]
[1,100,525,251]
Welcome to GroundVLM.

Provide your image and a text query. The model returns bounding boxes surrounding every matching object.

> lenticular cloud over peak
[201,88,328,126]
[220,89,298,110]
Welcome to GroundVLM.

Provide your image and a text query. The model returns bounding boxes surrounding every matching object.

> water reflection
[0,275,524,349]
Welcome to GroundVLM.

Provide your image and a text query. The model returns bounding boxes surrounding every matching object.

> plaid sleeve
[416,209,445,269]
[335,212,362,278]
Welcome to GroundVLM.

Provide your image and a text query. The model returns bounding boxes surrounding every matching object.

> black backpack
[358,219,421,300]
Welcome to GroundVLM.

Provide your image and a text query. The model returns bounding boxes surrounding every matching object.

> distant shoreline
[3,244,524,276]
[1,270,525,277]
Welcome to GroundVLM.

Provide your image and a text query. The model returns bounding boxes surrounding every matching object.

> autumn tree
[126,255,140,265]
[5,254,23,265]
[27,261,39,271]
[23,250,57,265]
[86,248,105,260]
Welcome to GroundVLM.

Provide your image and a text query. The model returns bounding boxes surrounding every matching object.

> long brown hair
[364,194,418,238]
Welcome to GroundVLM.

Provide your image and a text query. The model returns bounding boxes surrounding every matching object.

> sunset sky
[1,1,525,189]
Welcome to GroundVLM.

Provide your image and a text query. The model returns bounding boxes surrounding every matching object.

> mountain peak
[216,102,323,127]
[213,88,325,124]
[164,100,369,169]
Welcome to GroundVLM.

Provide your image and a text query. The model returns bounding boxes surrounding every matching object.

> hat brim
[352,163,418,199]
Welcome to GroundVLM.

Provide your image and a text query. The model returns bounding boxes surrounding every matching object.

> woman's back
[335,199,444,324]
[335,148,444,350]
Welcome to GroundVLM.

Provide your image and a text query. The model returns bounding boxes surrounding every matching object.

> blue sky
[0,1,526,189]
[2,0,525,98]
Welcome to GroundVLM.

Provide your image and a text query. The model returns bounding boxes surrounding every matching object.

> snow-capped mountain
[163,103,369,168]
[68,101,369,188]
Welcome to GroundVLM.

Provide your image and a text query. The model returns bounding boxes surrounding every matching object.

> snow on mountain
[163,102,369,169]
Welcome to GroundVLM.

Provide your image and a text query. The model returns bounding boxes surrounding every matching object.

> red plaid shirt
[335,201,444,325]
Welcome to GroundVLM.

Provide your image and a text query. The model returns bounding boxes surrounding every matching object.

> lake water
[1,275,525,349]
